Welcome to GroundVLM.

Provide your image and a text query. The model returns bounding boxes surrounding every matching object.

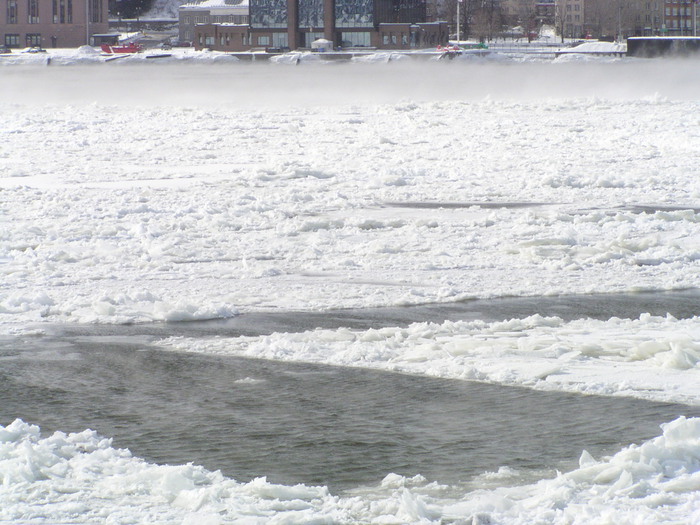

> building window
[4,33,19,46]
[27,0,39,23]
[204,35,214,46]
[52,0,68,23]
[335,0,373,28]
[7,0,18,23]
[272,32,287,47]
[257,35,270,45]
[299,0,324,28]
[90,0,102,23]
[250,0,287,29]
[341,31,369,46]
[26,33,41,46]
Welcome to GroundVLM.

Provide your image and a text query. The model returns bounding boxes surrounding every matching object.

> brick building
[193,0,448,51]
[580,0,697,39]
[251,0,446,49]
[663,0,698,35]
[2,0,109,48]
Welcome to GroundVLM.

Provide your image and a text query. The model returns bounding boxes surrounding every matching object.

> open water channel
[2,290,699,492]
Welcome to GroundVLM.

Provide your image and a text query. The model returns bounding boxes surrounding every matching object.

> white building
[557,0,584,38]
[179,0,248,44]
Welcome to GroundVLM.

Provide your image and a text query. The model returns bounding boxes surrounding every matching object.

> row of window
[53,0,74,24]
[666,7,694,16]
[183,14,248,24]
[4,32,41,46]
[5,0,42,23]
[380,29,436,47]
[341,30,369,46]
[3,0,102,24]
[250,0,421,30]
[246,33,288,47]
[197,28,443,50]
[197,32,294,49]
[668,18,693,27]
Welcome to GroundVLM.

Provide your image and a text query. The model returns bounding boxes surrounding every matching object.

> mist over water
[2,335,698,492]
[2,60,700,108]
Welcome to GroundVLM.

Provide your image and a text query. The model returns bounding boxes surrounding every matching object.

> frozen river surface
[1,60,700,524]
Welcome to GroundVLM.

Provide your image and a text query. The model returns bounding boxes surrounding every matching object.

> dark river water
[2,290,699,492]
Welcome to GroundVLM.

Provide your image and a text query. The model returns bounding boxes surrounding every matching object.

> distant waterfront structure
[1,0,109,48]
[627,35,700,55]
[472,1,699,42]
[179,0,249,45]
[191,0,448,51]
[576,0,698,40]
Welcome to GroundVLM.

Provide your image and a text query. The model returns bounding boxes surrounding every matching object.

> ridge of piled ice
[1,417,699,524]
[159,313,700,406]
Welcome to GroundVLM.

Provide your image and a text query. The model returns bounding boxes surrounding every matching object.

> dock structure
[627,37,700,58]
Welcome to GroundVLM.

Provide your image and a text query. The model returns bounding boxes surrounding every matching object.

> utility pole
[457,0,461,44]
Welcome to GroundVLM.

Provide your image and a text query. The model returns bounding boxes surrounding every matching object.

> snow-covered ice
[1,56,700,523]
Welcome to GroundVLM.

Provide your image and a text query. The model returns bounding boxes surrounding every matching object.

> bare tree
[469,0,503,41]
[522,6,539,42]
[585,0,648,39]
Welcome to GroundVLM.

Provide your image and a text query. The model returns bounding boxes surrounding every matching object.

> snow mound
[2,417,700,524]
